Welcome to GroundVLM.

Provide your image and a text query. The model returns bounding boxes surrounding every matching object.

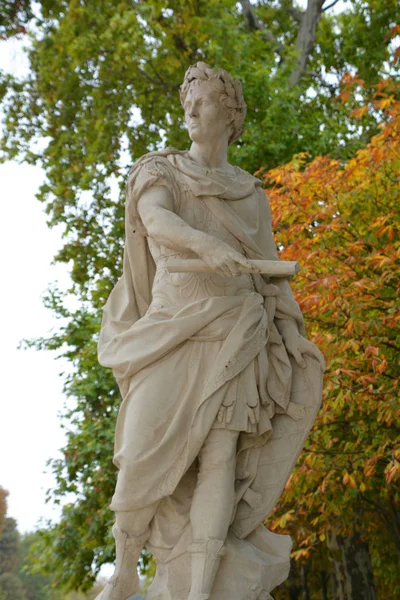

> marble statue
[96,62,325,600]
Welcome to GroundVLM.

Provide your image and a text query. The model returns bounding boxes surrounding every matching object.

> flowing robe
[98,148,323,597]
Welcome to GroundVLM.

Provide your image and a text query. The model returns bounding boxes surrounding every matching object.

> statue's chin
[188,131,203,143]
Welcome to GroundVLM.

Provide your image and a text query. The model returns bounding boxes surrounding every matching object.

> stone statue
[96,62,325,600]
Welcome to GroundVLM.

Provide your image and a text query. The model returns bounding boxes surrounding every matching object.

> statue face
[183,81,232,144]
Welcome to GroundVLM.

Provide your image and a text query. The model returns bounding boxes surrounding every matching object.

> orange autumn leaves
[263,81,399,557]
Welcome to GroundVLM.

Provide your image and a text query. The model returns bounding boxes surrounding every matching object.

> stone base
[146,525,290,600]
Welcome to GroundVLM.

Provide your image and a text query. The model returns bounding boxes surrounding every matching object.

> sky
[0,38,70,533]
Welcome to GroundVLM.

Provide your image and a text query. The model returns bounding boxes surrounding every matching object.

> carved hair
[180,61,247,145]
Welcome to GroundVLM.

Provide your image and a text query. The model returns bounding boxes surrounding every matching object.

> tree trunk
[301,563,310,600]
[328,531,377,600]
[320,570,329,600]
[289,0,324,86]
[288,559,302,600]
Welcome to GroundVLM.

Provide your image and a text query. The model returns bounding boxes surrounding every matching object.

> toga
[98,148,323,594]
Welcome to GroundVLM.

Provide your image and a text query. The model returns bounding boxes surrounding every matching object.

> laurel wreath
[180,61,247,144]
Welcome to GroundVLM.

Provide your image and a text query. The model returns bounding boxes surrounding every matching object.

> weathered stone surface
[95,62,325,600]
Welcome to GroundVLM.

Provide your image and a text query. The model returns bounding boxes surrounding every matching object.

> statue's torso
[147,189,255,311]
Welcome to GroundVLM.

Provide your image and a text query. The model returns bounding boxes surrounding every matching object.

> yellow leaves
[338,89,350,104]
[373,96,395,111]
[360,374,377,389]
[377,358,388,373]
[271,509,296,530]
[365,346,379,357]
[349,106,369,120]
[336,72,365,105]
[342,472,357,488]
[385,23,400,41]
[377,224,398,241]
[284,473,294,491]
[262,82,399,547]
[385,459,400,484]
[368,253,394,268]
[292,548,311,561]
[352,279,372,294]
[345,319,354,335]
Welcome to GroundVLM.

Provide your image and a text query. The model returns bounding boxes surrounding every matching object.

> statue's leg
[188,428,239,600]
[96,502,158,600]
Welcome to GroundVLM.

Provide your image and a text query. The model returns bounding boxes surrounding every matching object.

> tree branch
[361,494,400,556]
[137,67,179,91]
[283,0,304,24]
[239,0,285,56]
[289,0,326,86]
[322,0,341,12]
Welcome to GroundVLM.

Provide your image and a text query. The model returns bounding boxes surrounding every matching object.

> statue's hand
[197,238,259,277]
[284,331,326,372]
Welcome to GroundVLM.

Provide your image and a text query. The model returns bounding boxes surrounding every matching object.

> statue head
[180,62,247,146]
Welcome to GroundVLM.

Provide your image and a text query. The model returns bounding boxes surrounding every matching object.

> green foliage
[0,518,25,600]
[19,532,62,600]
[0,519,21,577]
[0,0,33,39]
[0,511,106,599]
[0,0,399,593]
[0,573,25,600]
[0,490,7,537]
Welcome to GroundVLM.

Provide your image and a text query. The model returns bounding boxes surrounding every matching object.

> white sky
[0,38,70,533]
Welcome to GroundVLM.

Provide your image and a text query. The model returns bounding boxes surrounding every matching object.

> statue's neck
[188,141,230,171]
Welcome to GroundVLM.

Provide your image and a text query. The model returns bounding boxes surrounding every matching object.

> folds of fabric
[96,148,325,599]
[110,292,269,511]
[98,147,305,397]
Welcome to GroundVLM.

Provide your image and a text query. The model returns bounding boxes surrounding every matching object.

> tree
[0,518,25,600]
[19,532,110,599]
[19,532,63,600]
[0,508,106,600]
[0,490,7,537]
[265,78,400,599]
[0,0,32,38]
[0,0,399,593]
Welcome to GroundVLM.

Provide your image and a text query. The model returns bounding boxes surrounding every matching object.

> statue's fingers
[302,340,326,371]
[236,256,258,273]
[215,263,231,277]
[310,348,326,371]
[226,260,241,277]
[292,348,307,369]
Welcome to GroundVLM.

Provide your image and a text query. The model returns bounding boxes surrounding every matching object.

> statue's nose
[189,102,199,117]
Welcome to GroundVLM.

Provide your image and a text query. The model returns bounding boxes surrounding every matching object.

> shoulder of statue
[128,147,185,178]
[232,164,264,189]
[125,148,184,210]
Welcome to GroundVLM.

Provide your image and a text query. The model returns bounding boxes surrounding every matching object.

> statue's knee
[200,430,238,470]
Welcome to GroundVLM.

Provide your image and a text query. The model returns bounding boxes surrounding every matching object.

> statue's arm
[137,185,254,278]
[137,185,212,255]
